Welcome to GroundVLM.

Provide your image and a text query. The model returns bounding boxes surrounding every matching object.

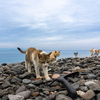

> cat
[74,52,78,58]
[90,48,99,57]
[17,47,52,80]
[50,50,60,61]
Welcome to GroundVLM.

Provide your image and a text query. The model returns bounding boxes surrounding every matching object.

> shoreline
[0,57,100,99]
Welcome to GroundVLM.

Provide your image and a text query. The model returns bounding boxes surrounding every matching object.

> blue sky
[0,0,100,50]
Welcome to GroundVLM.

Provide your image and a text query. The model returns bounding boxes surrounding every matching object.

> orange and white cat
[90,48,99,57]
[17,47,52,80]
[50,50,60,61]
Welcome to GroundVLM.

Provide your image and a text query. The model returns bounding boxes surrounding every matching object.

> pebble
[16,90,31,99]
[8,95,24,100]
[23,79,31,84]
[16,85,26,94]
[0,57,100,99]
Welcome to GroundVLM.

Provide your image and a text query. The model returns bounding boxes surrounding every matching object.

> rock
[43,91,49,95]
[26,83,36,89]
[77,90,85,97]
[52,74,60,79]
[58,90,68,95]
[79,86,88,92]
[33,92,39,97]
[71,82,79,90]
[16,85,26,94]
[82,90,95,100]
[63,71,72,74]
[8,94,24,100]
[16,90,31,99]
[97,93,100,100]
[23,79,31,84]
[2,95,8,100]
[88,74,96,79]
[1,63,7,66]
[0,89,9,97]
[48,92,56,100]
[2,81,11,88]
[32,79,43,85]
[5,70,17,75]
[50,86,60,92]
[56,94,72,100]
[19,72,35,78]
[85,81,100,90]
[11,77,22,83]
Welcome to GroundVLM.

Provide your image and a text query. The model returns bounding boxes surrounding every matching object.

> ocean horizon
[0,49,91,65]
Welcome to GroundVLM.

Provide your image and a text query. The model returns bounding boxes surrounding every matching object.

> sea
[0,49,91,65]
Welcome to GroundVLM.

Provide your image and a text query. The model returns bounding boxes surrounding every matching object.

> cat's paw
[37,76,41,79]
[45,77,51,81]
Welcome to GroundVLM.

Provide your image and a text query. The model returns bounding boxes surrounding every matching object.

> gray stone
[8,94,24,100]
[85,81,100,90]
[32,79,43,85]
[17,90,31,99]
[71,82,79,90]
[0,89,9,97]
[11,77,22,83]
[97,93,100,100]
[26,83,36,89]
[48,92,56,100]
[79,86,88,92]
[23,79,31,84]
[58,90,68,95]
[88,74,96,79]
[16,85,26,94]
[56,94,72,100]
[1,95,8,100]
[2,81,11,88]
[19,72,35,79]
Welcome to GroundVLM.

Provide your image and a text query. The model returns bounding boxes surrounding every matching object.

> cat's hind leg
[27,62,32,73]
[25,60,28,69]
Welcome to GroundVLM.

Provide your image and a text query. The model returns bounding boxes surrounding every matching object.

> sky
[0,0,100,50]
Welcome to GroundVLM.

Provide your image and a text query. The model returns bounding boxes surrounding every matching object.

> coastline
[0,56,100,99]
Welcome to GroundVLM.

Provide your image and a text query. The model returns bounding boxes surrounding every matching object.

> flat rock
[16,90,31,99]
[48,92,56,100]
[26,83,36,89]
[71,82,79,90]
[85,81,100,90]
[56,94,72,100]
[82,90,95,100]
[19,72,35,79]
[0,89,9,97]
[8,94,24,100]
[23,79,31,84]
[11,77,22,83]
[97,93,100,100]
[32,79,43,85]
[16,85,26,94]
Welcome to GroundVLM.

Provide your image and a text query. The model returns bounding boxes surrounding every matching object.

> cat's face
[38,52,52,67]
[74,52,78,57]
[52,51,60,60]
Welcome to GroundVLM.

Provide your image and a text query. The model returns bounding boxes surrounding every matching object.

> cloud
[0,0,100,50]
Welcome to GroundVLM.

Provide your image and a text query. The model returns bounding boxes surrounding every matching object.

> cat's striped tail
[17,47,26,54]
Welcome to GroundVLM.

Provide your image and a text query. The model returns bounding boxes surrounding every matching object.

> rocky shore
[0,57,100,100]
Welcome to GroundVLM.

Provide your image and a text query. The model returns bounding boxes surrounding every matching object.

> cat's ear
[55,51,57,53]
[58,51,60,53]
[47,52,52,56]
[38,53,42,58]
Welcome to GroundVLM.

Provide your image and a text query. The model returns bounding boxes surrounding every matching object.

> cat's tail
[17,47,26,54]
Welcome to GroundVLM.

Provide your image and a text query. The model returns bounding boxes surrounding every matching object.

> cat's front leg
[34,64,41,79]
[42,66,51,81]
